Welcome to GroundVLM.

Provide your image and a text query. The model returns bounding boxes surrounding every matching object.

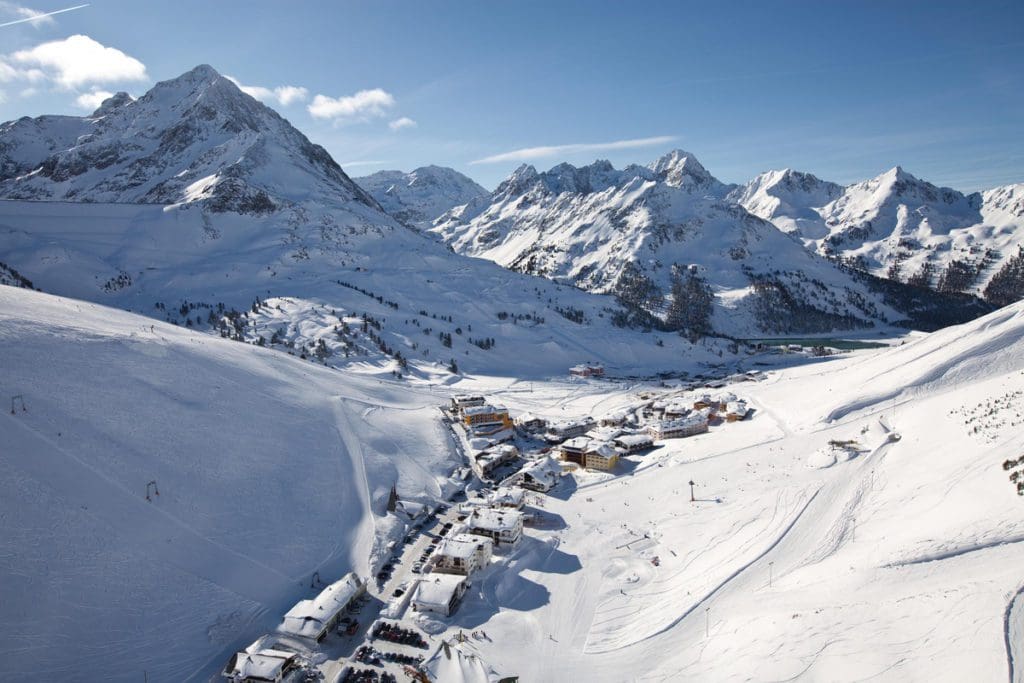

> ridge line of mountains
[0,64,1019,363]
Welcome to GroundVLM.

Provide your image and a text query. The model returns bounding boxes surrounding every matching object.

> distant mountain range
[355,166,487,228]
[0,65,1008,350]
[731,167,1024,305]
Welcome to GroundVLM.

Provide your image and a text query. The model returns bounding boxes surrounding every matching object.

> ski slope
[0,287,458,681]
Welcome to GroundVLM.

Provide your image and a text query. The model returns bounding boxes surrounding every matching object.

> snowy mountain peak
[647,148,722,192]
[0,64,378,211]
[90,91,134,118]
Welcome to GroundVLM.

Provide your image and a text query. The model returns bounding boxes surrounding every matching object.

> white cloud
[73,88,111,110]
[226,76,309,107]
[274,85,308,106]
[10,34,147,88]
[470,135,679,165]
[307,88,395,122]
[388,116,417,131]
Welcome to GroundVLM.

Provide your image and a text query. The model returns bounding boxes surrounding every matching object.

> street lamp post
[689,480,696,503]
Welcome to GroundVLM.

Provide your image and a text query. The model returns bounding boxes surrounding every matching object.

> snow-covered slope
[727,168,842,238]
[440,299,1024,682]
[735,166,1024,303]
[0,286,458,681]
[355,165,488,228]
[432,151,987,336]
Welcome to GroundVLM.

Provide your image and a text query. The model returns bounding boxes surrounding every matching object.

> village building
[487,486,527,509]
[450,395,486,414]
[278,573,364,642]
[614,433,654,453]
[598,409,630,427]
[516,456,563,492]
[725,400,749,422]
[663,400,691,419]
[222,648,298,682]
[569,363,605,377]
[465,507,524,546]
[648,413,709,440]
[558,436,590,467]
[693,394,716,411]
[433,533,493,576]
[463,403,512,429]
[476,443,518,477]
[583,442,620,471]
[514,412,547,432]
[412,574,470,617]
[545,418,596,442]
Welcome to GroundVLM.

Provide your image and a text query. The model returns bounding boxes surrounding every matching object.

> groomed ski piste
[2,285,1024,682]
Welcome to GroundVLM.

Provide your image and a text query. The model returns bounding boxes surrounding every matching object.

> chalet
[514,412,547,432]
[465,507,524,546]
[463,404,512,429]
[648,413,709,440]
[725,400,749,422]
[569,363,605,378]
[412,574,469,617]
[614,433,654,453]
[451,395,486,414]
[693,394,715,411]
[584,442,620,471]
[223,648,298,682]
[278,573,364,641]
[487,486,526,509]
[433,533,493,576]
[517,456,563,492]
[558,436,591,466]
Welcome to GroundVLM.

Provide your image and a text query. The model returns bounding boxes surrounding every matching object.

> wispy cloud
[338,159,394,168]
[0,2,87,29]
[388,116,416,131]
[8,34,146,88]
[308,88,395,122]
[226,76,308,107]
[470,135,678,165]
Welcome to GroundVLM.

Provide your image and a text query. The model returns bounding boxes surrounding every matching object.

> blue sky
[0,0,1021,191]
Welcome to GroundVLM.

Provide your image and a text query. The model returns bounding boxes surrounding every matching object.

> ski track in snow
[3,416,293,604]
[1007,584,1024,683]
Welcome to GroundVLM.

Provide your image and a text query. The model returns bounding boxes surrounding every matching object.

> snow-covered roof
[487,486,526,506]
[726,400,748,415]
[438,533,492,560]
[656,413,708,430]
[226,649,296,681]
[414,574,467,609]
[615,433,653,447]
[587,441,618,458]
[468,507,523,533]
[464,403,507,416]
[279,572,362,639]
[561,436,590,451]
